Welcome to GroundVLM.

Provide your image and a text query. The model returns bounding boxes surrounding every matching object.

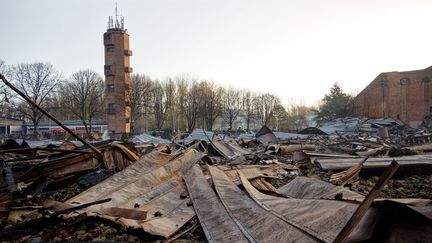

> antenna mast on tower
[107,3,125,30]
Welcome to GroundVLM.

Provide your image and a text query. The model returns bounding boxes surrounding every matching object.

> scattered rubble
[1,117,432,242]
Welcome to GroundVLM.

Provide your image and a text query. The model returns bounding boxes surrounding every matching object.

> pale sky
[1,0,432,106]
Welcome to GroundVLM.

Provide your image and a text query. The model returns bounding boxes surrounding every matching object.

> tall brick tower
[103,7,132,138]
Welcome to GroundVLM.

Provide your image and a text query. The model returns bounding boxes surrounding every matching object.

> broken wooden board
[184,165,249,243]
[208,166,319,243]
[330,158,366,185]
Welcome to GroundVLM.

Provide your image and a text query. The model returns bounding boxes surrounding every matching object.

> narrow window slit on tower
[108,104,116,114]
[107,84,115,92]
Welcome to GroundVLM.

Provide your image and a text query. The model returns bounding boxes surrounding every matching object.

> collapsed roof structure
[1,73,432,242]
[1,119,432,242]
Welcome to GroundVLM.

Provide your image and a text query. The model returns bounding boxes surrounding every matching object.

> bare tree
[60,69,104,136]
[184,81,202,132]
[254,93,280,126]
[199,81,223,130]
[175,74,193,131]
[130,74,154,133]
[153,80,167,130]
[240,90,256,131]
[0,60,12,118]
[164,78,176,131]
[0,60,6,73]
[0,59,11,82]
[285,99,311,131]
[222,88,241,130]
[11,62,61,135]
[44,94,75,121]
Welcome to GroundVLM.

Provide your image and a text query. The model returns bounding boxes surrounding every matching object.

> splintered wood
[330,158,367,185]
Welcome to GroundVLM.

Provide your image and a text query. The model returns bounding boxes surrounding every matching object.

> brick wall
[353,66,432,127]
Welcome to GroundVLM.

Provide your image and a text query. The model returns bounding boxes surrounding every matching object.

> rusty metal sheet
[66,149,204,238]
[238,171,379,243]
[208,166,318,243]
[277,176,365,201]
[182,129,234,145]
[67,151,180,203]
[314,154,432,171]
[137,181,195,238]
[20,153,99,182]
[226,140,252,155]
[184,165,249,243]
[48,156,99,177]
[131,133,171,144]
[278,177,432,222]
[222,164,287,186]
[210,140,251,159]
[255,125,278,145]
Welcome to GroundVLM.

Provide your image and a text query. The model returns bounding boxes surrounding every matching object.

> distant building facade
[212,111,263,131]
[353,66,432,127]
[103,9,132,137]
[0,117,25,135]
[26,120,107,136]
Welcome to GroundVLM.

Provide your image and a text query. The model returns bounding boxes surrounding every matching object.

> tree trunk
[82,120,89,136]
[246,117,250,131]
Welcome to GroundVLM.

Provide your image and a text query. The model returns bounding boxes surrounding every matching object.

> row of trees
[0,60,105,136]
[0,60,289,135]
[129,74,284,133]
[0,59,354,137]
[129,77,355,132]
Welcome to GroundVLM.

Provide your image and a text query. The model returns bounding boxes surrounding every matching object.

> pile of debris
[1,123,432,242]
